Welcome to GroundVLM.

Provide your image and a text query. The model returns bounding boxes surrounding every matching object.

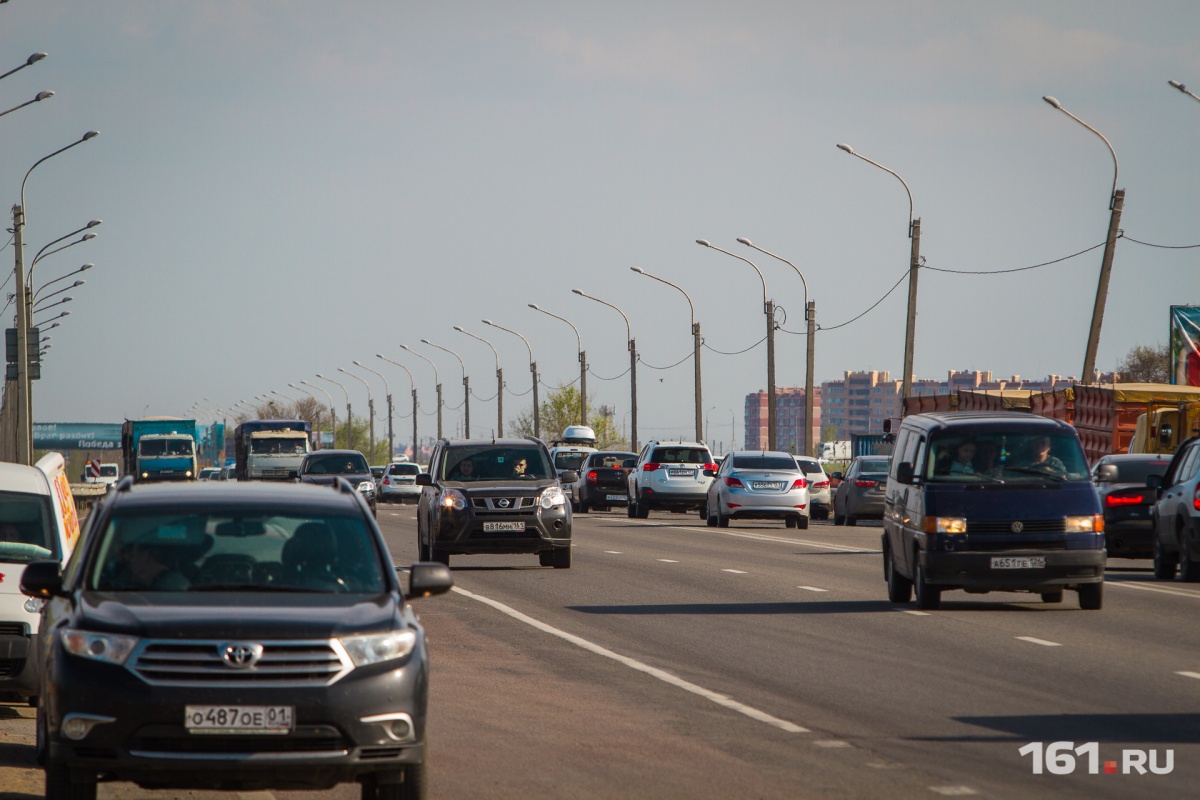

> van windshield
[0,491,59,563]
[926,430,1088,483]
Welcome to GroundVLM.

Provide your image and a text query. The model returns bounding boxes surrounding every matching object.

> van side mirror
[1095,464,1118,483]
[896,462,914,484]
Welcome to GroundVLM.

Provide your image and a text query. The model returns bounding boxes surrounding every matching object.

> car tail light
[1194,486,1200,512]
[854,479,877,488]
[1104,492,1145,507]
[587,470,598,485]
[790,478,807,490]
[643,462,661,472]
[703,463,718,472]
[812,480,829,490]
[724,477,744,488]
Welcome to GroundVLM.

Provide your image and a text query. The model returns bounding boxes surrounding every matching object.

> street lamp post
[529,303,588,427]
[571,290,637,452]
[31,262,91,300]
[695,241,776,450]
[339,367,375,458]
[315,373,353,450]
[0,90,53,121]
[1168,79,1200,103]
[377,354,420,462]
[454,326,503,437]
[737,239,817,457]
[483,320,539,440]
[300,380,337,446]
[837,143,920,403]
[1042,96,1123,386]
[354,361,393,459]
[421,339,469,438]
[401,345,442,440]
[9,131,99,464]
[631,267,702,444]
[0,53,47,83]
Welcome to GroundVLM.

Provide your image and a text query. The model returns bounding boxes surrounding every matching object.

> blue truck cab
[121,418,199,482]
[881,412,1106,610]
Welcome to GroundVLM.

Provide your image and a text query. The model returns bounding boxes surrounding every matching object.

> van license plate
[185,705,293,734]
[991,556,1046,569]
[483,521,525,532]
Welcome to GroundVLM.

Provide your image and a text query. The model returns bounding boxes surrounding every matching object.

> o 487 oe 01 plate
[185,705,293,734]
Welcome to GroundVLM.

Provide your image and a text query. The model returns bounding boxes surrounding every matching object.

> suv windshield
[442,446,552,481]
[88,508,384,593]
[303,454,369,475]
[0,491,59,563]
[927,429,1088,482]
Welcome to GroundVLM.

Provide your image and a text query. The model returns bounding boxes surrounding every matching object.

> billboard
[1170,305,1200,386]
[33,422,122,450]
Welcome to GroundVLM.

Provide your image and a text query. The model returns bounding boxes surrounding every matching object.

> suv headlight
[439,488,467,510]
[538,485,567,509]
[357,481,376,494]
[61,629,139,665]
[339,630,417,667]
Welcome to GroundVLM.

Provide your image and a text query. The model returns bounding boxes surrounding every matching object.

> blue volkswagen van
[881,412,1106,610]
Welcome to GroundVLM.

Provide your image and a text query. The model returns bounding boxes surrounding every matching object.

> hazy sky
[3,1,1197,449]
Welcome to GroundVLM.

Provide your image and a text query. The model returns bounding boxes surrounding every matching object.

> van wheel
[886,548,912,604]
[913,557,941,610]
[1153,535,1179,580]
[431,548,450,567]
[1078,581,1103,610]
[1040,590,1064,603]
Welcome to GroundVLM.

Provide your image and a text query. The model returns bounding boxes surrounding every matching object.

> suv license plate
[483,521,526,532]
[990,556,1046,570]
[668,468,693,477]
[606,494,626,501]
[185,705,293,734]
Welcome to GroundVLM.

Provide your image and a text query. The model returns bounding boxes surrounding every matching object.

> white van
[0,452,82,701]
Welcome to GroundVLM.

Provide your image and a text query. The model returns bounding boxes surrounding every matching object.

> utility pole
[11,204,31,464]
[629,339,638,452]
[765,299,776,450]
[805,300,816,458]
[902,218,921,402]
[1081,189,1124,384]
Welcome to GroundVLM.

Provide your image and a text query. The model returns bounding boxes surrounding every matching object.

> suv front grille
[129,724,349,758]
[471,496,536,512]
[128,640,352,687]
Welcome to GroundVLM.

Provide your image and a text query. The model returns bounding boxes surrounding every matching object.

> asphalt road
[2,504,1198,799]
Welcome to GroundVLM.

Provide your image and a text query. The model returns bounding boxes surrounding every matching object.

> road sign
[86,459,101,478]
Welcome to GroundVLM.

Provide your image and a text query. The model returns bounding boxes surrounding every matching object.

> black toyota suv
[416,437,575,568]
[21,478,453,800]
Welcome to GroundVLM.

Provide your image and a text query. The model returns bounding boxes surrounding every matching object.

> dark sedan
[21,479,453,800]
[1092,453,1172,559]
[832,455,890,526]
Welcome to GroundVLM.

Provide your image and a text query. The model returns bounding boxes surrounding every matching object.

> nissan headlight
[439,488,467,510]
[357,481,376,494]
[1065,515,1103,533]
[339,630,417,666]
[538,485,567,509]
[61,629,139,665]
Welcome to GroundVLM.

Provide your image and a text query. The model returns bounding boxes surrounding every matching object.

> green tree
[508,384,624,447]
[1116,343,1169,383]
[821,423,839,443]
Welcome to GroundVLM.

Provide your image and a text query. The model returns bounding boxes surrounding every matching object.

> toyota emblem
[222,642,263,669]
[497,498,511,508]
[1010,521,1024,533]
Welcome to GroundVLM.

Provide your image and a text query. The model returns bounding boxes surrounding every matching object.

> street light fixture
[31,295,71,313]
[454,326,503,437]
[836,143,921,404]
[737,238,817,457]
[1042,96,1123,385]
[0,53,47,82]
[421,339,469,438]
[316,373,354,450]
[400,345,443,440]
[32,263,91,300]
[695,241,776,449]
[339,367,376,458]
[300,380,337,445]
[483,319,539,440]
[630,267,702,444]
[377,354,420,462]
[32,280,82,305]
[1168,79,1200,103]
[0,90,53,120]
[571,290,637,451]
[30,220,100,272]
[354,360,393,459]
[528,303,587,427]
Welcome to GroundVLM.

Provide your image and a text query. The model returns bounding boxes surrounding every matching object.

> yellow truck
[1128,401,1200,454]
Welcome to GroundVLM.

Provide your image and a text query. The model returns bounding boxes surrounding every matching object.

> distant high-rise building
[742,387,820,453]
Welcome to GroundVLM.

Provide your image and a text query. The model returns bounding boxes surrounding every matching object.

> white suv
[627,440,717,518]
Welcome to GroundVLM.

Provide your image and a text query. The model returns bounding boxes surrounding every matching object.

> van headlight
[339,630,417,666]
[61,630,139,665]
[1065,515,1103,533]
[924,516,967,534]
[538,486,567,509]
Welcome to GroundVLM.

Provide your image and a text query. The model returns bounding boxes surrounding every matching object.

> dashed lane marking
[797,586,828,592]
[1106,581,1200,600]
[657,559,680,563]
[1177,671,1200,680]
[1015,636,1062,647]
[722,569,748,574]
[901,610,931,616]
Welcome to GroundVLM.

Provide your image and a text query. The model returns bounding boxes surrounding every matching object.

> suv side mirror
[896,462,914,484]
[1146,474,1164,491]
[406,562,454,599]
[415,473,432,486]
[1095,464,1118,483]
[20,560,63,598]
[559,470,579,484]
[622,459,636,469]
[831,472,843,480]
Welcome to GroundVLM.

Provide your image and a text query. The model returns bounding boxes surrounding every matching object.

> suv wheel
[626,499,636,518]
[634,495,649,519]
[1179,531,1200,582]
[45,761,96,800]
[552,546,572,569]
[1153,535,1178,580]
[431,547,450,567]
[363,762,427,800]
[578,499,589,513]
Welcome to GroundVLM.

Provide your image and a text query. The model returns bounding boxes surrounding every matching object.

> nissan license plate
[990,556,1046,570]
[606,494,626,501]
[185,705,293,734]
[483,521,526,532]
[752,481,784,490]
[668,468,693,477]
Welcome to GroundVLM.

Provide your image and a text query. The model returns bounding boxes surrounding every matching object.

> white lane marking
[657,558,680,563]
[1016,636,1062,647]
[797,586,828,592]
[1177,671,1200,680]
[597,518,874,553]
[815,740,851,748]
[604,550,623,554]
[930,787,978,796]
[1107,581,1200,599]
[722,569,748,574]
[451,585,808,733]
[901,609,930,616]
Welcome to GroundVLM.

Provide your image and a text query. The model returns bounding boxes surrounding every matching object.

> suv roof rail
[115,476,135,493]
